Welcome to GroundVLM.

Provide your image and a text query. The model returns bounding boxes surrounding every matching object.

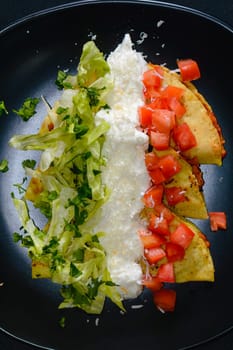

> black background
[0,1,233,349]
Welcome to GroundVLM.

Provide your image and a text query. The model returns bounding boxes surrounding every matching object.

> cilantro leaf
[70,262,82,278]
[13,97,40,121]
[59,316,66,328]
[55,70,73,90]
[0,100,8,117]
[22,159,36,169]
[13,177,27,194]
[0,159,9,173]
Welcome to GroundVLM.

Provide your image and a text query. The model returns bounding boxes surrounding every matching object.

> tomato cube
[144,247,166,265]
[170,223,194,249]
[157,262,175,283]
[173,122,197,151]
[153,288,176,312]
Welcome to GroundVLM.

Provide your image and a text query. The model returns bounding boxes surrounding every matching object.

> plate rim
[0,0,233,37]
[0,1,233,349]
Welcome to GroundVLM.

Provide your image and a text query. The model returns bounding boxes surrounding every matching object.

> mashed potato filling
[94,35,150,299]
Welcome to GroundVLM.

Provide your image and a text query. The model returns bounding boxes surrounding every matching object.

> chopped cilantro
[59,316,66,328]
[55,70,72,90]
[86,87,102,107]
[72,248,85,262]
[0,100,8,117]
[47,191,58,201]
[13,177,27,194]
[73,123,89,138]
[22,159,36,169]
[92,234,99,243]
[13,97,40,121]
[70,262,82,278]
[13,232,22,243]
[0,159,9,173]
[56,106,69,115]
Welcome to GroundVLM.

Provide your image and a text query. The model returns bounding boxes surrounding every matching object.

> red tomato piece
[209,212,227,231]
[150,131,170,150]
[157,262,175,283]
[139,230,166,249]
[167,96,186,118]
[142,275,163,292]
[177,59,201,82]
[148,213,170,236]
[164,186,187,206]
[144,247,166,265]
[154,203,175,223]
[143,184,164,208]
[149,168,166,185]
[173,122,197,151]
[157,154,182,180]
[170,223,194,249]
[145,152,159,171]
[144,87,160,103]
[138,105,153,128]
[165,242,185,262]
[143,68,163,89]
[161,85,184,99]
[153,289,176,312]
[148,97,169,110]
[151,109,176,133]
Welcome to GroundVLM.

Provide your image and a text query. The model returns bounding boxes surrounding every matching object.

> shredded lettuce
[9,40,125,314]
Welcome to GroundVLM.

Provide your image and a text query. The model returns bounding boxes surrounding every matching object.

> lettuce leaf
[77,41,110,87]
[9,40,124,314]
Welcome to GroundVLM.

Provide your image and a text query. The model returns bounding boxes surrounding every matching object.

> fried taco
[159,66,226,165]
[153,148,208,219]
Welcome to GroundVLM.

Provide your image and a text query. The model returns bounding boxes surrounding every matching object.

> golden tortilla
[154,148,208,219]
[160,66,225,165]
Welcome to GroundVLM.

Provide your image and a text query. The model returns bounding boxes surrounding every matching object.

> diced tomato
[150,131,170,150]
[157,154,181,180]
[161,85,184,100]
[143,66,164,102]
[164,186,187,206]
[157,262,175,283]
[148,213,170,236]
[149,168,166,184]
[153,289,176,312]
[138,105,153,128]
[165,242,185,262]
[143,184,164,208]
[173,122,197,151]
[145,152,159,171]
[177,59,201,82]
[167,96,186,118]
[144,247,166,265]
[148,97,169,110]
[151,109,176,133]
[209,212,227,231]
[144,87,160,102]
[154,203,175,223]
[139,230,166,249]
[143,67,163,89]
[170,223,194,249]
[142,275,163,292]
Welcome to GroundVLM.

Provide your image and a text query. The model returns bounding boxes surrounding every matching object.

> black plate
[0,1,233,349]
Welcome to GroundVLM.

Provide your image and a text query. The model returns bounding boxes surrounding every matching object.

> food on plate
[147,148,208,219]
[157,65,226,165]
[9,34,225,314]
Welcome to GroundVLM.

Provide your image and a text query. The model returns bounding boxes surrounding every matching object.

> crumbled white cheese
[94,34,150,299]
